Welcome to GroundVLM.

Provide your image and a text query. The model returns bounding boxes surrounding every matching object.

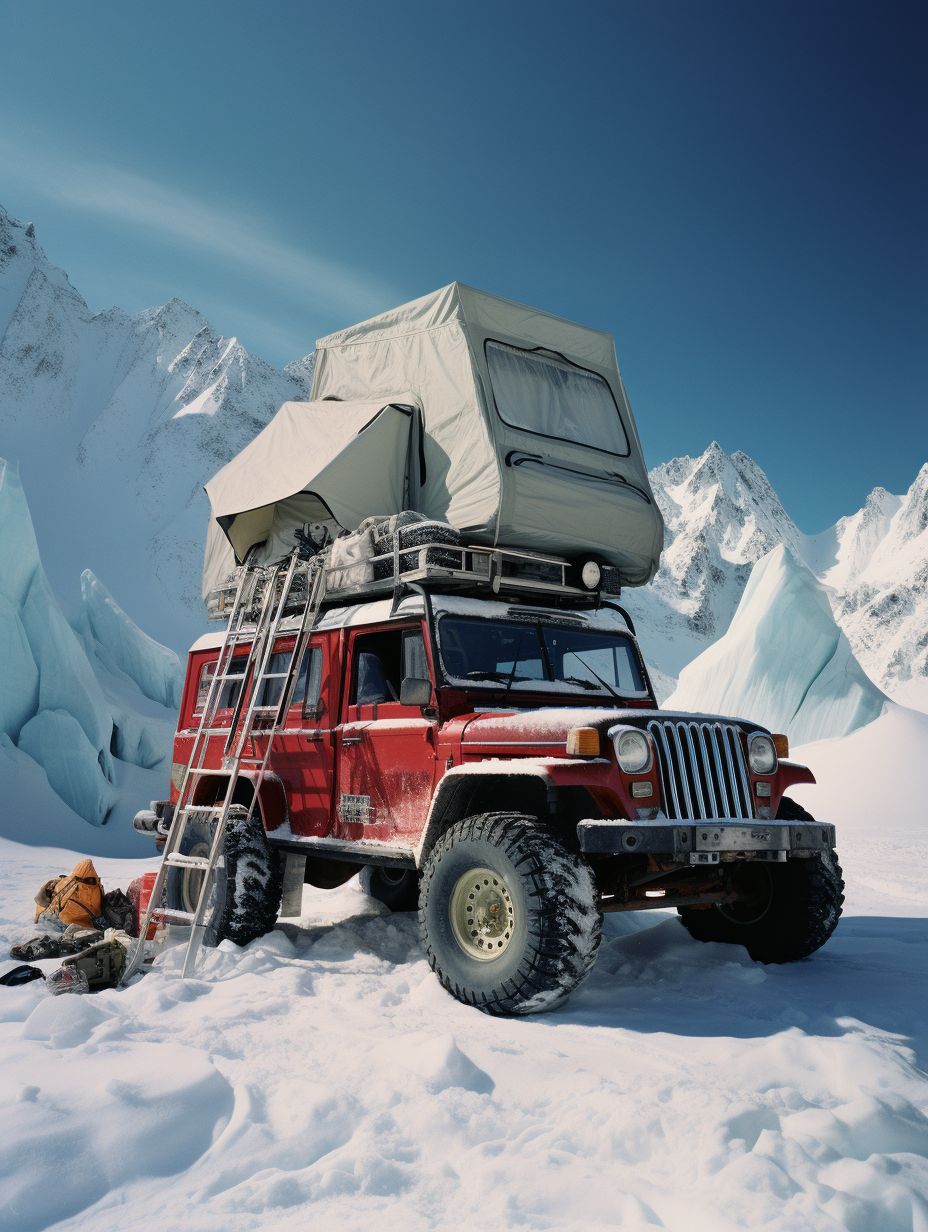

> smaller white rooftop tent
[202,283,664,599]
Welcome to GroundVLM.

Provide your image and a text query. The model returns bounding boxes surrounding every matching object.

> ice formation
[0,458,176,840]
[667,545,886,743]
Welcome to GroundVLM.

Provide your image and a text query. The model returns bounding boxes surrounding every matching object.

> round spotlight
[581,560,602,590]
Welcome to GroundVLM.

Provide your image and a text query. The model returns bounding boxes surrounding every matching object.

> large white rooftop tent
[202,283,664,598]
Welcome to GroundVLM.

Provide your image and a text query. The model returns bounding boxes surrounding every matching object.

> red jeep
[137,547,843,1016]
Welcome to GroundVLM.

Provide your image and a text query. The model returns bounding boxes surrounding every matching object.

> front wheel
[419,812,602,1016]
[677,797,844,962]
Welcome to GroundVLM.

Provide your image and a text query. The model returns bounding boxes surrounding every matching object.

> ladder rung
[164,853,212,870]
[179,804,220,815]
[151,907,196,924]
[258,672,289,680]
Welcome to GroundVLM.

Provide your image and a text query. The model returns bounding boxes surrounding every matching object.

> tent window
[485,339,630,457]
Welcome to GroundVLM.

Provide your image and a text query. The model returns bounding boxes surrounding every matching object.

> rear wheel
[165,805,283,948]
[359,865,419,912]
[419,812,602,1016]
[677,796,844,962]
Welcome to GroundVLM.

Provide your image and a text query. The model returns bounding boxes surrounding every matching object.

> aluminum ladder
[123,549,325,982]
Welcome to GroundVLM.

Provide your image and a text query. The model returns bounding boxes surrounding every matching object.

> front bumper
[577,818,836,862]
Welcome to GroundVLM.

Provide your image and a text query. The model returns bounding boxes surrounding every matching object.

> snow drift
[667,546,886,744]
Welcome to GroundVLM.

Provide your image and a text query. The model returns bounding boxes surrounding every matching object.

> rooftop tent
[311,283,664,586]
[202,399,413,597]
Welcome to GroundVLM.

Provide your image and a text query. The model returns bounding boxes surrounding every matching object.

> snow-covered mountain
[624,443,928,709]
[0,204,313,652]
[666,546,887,743]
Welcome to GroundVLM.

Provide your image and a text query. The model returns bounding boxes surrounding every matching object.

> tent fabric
[311,283,664,586]
[201,400,413,595]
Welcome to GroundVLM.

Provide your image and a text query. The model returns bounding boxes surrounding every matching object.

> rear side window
[194,654,247,715]
[486,339,629,457]
[295,645,324,717]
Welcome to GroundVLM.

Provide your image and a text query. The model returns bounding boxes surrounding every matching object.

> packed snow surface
[667,546,887,744]
[1,711,926,1232]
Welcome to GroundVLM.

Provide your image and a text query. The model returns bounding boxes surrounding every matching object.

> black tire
[359,865,420,912]
[677,796,844,962]
[419,812,602,1016]
[166,805,283,948]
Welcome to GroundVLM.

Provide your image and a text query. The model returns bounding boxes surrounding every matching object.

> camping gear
[102,888,136,934]
[202,284,664,601]
[10,929,103,961]
[0,964,45,987]
[127,871,160,940]
[47,936,127,996]
[34,859,105,930]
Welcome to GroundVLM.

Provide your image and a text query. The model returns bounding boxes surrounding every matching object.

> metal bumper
[577,818,837,862]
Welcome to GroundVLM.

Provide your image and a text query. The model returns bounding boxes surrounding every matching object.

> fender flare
[414,763,554,865]
[190,772,289,831]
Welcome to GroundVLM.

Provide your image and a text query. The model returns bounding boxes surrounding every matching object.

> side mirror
[400,677,432,707]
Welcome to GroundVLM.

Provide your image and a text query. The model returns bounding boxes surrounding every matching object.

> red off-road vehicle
[136,541,843,1016]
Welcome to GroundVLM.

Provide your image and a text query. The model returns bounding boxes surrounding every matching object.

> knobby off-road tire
[166,805,283,948]
[419,812,602,1016]
[677,796,844,963]
[359,865,420,912]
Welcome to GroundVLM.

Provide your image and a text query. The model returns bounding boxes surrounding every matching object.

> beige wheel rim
[180,839,210,913]
[449,866,516,962]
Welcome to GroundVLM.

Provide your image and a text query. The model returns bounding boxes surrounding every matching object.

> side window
[257,650,289,708]
[295,645,324,718]
[218,654,248,709]
[194,654,247,715]
[350,631,404,705]
[194,660,216,716]
[402,629,429,682]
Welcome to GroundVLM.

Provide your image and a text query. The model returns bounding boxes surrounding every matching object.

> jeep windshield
[435,616,648,699]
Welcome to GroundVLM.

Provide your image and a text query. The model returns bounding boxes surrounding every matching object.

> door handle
[342,735,363,746]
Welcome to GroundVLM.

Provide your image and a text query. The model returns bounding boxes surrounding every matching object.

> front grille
[647,719,754,820]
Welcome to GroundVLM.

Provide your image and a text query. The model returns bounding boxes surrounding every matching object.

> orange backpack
[35,858,104,928]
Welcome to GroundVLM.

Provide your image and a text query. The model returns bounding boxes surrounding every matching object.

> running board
[269,834,417,869]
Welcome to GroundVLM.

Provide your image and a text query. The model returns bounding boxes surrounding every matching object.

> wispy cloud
[0,130,396,319]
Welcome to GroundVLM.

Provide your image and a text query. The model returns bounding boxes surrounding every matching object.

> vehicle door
[260,633,336,837]
[336,623,437,843]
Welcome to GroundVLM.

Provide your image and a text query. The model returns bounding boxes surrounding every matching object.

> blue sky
[0,0,924,531]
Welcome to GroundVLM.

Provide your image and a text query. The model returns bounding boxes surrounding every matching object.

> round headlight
[581,560,602,590]
[748,733,777,774]
[614,729,652,774]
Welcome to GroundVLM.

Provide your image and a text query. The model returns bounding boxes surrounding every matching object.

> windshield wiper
[464,670,530,684]
[561,675,601,691]
[561,654,622,700]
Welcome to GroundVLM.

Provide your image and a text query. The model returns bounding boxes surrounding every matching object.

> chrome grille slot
[647,720,753,820]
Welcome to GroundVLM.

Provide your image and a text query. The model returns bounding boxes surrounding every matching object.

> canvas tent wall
[202,283,664,600]
[202,399,414,597]
[311,283,664,585]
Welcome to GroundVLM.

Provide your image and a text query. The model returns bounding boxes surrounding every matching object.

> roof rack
[206,539,621,625]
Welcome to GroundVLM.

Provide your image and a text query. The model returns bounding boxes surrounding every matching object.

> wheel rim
[180,839,210,914]
[449,866,516,962]
[379,868,408,887]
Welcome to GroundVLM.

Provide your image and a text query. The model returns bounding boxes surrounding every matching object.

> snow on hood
[666,546,886,744]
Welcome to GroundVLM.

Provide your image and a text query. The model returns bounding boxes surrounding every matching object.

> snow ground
[2,711,927,1232]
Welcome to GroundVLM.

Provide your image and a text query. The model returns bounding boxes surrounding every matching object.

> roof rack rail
[206,539,621,625]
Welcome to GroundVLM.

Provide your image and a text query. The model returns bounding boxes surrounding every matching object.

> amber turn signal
[567,726,600,757]
[772,733,789,759]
